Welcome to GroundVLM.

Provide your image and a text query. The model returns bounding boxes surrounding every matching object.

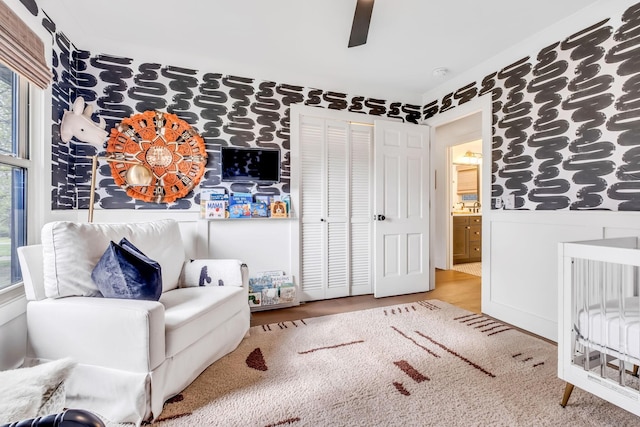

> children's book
[229,192,252,218]
[229,203,251,218]
[230,192,253,205]
[281,195,291,215]
[248,292,262,307]
[200,188,226,201]
[261,287,279,306]
[254,195,271,205]
[210,193,229,202]
[270,201,288,218]
[278,286,296,303]
[204,200,227,219]
[251,202,269,218]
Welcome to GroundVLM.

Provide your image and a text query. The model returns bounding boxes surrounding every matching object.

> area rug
[451,262,481,277]
[148,300,638,426]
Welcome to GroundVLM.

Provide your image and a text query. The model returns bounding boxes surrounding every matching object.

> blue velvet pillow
[91,237,162,301]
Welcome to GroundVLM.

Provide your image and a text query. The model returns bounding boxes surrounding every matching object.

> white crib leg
[560,383,574,408]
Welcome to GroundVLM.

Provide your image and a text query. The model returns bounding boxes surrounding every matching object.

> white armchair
[17,219,250,426]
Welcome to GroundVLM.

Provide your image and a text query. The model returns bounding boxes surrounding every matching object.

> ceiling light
[432,67,449,79]
[454,151,482,165]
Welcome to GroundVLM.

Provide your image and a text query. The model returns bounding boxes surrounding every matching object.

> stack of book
[248,270,295,308]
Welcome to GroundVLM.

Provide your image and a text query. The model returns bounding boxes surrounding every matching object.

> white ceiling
[37,0,601,104]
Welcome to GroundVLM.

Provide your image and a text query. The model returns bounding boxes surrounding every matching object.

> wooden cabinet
[457,166,478,194]
[452,215,482,264]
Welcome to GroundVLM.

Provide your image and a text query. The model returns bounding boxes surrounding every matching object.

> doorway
[449,139,482,276]
[424,95,492,311]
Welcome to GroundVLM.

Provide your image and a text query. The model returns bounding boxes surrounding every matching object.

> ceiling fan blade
[348,0,375,48]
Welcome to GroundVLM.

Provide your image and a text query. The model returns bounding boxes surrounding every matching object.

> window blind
[0,0,50,89]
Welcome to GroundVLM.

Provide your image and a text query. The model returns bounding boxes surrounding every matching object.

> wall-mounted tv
[221,147,281,183]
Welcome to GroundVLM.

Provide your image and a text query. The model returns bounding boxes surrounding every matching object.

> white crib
[558,237,640,415]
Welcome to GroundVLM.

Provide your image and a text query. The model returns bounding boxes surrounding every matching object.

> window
[0,63,28,291]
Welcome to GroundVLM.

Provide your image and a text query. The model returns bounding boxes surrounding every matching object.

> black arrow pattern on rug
[456,314,513,336]
[264,417,301,427]
[512,352,545,368]
[261,319,307,331]
[384,305,417,315]
[415,330,496,378]
[391,326,440,358]
[417,300,441,310]
[298,340,364,355]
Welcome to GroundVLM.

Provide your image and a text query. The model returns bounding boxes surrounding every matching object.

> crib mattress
[577,297,640,362]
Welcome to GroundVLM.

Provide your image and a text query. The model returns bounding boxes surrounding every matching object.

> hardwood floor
[250,269,481,326]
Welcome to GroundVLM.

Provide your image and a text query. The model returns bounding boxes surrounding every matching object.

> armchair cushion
[160,286,247,357]
[41,219,185,298]
[26,297,166,372]
[91,238,162,301]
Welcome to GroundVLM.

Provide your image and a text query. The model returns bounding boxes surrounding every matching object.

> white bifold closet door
[299,116,372,301]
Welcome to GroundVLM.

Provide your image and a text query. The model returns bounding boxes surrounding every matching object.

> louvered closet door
[325,122,349,299]
[300,117,325,301]
[350,125,372,295]
[299,117,372,301]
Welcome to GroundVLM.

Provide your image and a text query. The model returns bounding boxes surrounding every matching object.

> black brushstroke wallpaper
[22,1,640,212]
[28,3,420,211]
[424,2,640,211]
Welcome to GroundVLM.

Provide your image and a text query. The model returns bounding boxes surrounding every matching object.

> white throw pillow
[42,219,186,298]
[0,358,75,424]
[181,259,244,288]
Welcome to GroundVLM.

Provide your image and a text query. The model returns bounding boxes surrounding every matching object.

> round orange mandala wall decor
[106,110,208,204]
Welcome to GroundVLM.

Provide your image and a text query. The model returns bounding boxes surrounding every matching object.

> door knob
[320,218,325,222]
[377,214,386,221]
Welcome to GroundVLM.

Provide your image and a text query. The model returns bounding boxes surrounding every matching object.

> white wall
[423,0,640,341]
[484,211,640,341]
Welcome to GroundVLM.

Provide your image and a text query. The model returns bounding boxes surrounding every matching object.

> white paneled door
[374,120,430,298]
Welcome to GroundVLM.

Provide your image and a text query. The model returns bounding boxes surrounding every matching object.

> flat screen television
[221,147,281,183]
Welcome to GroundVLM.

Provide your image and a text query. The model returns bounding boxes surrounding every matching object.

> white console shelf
[196,217,299,312]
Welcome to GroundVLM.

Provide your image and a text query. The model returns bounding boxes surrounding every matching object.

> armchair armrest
[26,297,165,372]
[181,259,249,290]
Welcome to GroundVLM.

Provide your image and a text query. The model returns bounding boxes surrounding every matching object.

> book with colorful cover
[251,202,269,218]
[229,203,251,218]
[281,195,291,215]
[250,271,295,306]
[230,193,253,205]
[200,188,226,201]
[204,200,227,219]
[248,292,262,307]
[249,276,274,293]
[254,195,271,205]
[228,192,252,218]
[278,285,296,303]
[210,193,229,202]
